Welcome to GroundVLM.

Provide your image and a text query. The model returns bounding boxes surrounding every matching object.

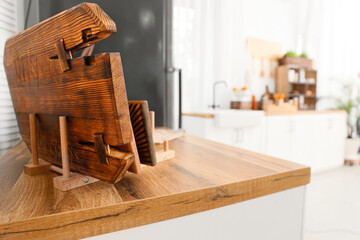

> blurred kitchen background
[1,0,360,239]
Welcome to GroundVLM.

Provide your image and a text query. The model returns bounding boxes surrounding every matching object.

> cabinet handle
[238,128,244,143]
[233,129,244,143]
[234,128,244,143]
[233,129,239,142]
[289,121,295,133]
[328,119,333,129]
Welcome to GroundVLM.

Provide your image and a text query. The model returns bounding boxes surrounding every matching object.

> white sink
[195,109,265,128]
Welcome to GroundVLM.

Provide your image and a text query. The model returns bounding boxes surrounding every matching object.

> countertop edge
[0,167,310,239]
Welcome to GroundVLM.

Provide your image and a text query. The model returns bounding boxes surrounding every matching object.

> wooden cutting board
[3,3,135,183]
[154,128,185,144]
[128,101,157,166]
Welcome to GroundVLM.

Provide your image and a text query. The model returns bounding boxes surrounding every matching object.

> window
[0,0,20,156]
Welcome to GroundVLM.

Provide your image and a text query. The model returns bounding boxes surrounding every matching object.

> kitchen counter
[265,109,346,116]
[0,135,310,239]
[183,109,346,173]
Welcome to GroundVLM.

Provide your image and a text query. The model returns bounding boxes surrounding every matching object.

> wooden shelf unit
[276,63,317,110]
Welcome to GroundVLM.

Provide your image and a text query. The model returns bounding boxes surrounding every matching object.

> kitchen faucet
[209,81,227,109]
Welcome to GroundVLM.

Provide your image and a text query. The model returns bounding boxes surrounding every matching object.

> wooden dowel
[164,140,169,151]
[29,113,38,165]
[50,165,75,175]
[59,116,70,179]
[149,111,155,136]
[50,165,63,175]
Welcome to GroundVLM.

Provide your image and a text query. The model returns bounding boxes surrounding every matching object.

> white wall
[242,0,297,53]
[228,0,298,107]
[299,0,360,110]
[173,0,360,112]
[173,0,299,112]
[218,0,300,108]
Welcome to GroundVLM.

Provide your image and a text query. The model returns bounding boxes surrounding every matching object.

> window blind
[0,0,19,156]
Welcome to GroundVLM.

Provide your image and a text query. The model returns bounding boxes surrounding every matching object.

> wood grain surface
[4,3,116,66]
[0,135,310,239]
[3,3,135,183]
[0,141,29,198]
[154,128,185,144]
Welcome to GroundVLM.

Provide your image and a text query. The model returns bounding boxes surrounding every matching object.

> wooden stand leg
[150,111,175,162]
[53,116,99,191]
[156,140,175,162]
[52,165,99,191]
[150,111,155,135]
[126,136,141,174]
[24,113,51,176]
[59,116,70,179]
[30,113,38,165]
[164,140,169,151]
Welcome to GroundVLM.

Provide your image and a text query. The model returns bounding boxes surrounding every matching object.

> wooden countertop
[182,112,215,118]
[183,110,345,118]
[0,135,310,239]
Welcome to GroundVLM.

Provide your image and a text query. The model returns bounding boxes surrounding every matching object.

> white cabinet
[88,186,306,240]
[265,113,346,172]
[183,111,346,173]
[231,125,265,153]
[206,125,265,153]
[266,116,293,161]
[266,115,314,166]
[311,114,346,171]
[183,115,265,154]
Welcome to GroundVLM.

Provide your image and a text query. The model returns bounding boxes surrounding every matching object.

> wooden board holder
[52,116,99,191]
[150,111,175,162]
[7,4,161,185]
[52,166,99,192]
[5,3,137,183]
[156,139,175,162]
[24,114,98,191]
[23,113,51,176]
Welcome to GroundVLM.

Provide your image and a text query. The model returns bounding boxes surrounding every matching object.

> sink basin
[214,109,264,128]
[196,109,264,128]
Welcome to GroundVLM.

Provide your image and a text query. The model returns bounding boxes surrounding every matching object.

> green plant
[300,52,308,58]
[284,51,298,57]
[333,83,360,138]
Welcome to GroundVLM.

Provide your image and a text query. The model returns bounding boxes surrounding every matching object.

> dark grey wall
[39,0,166,126]
[23,0,39,29]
